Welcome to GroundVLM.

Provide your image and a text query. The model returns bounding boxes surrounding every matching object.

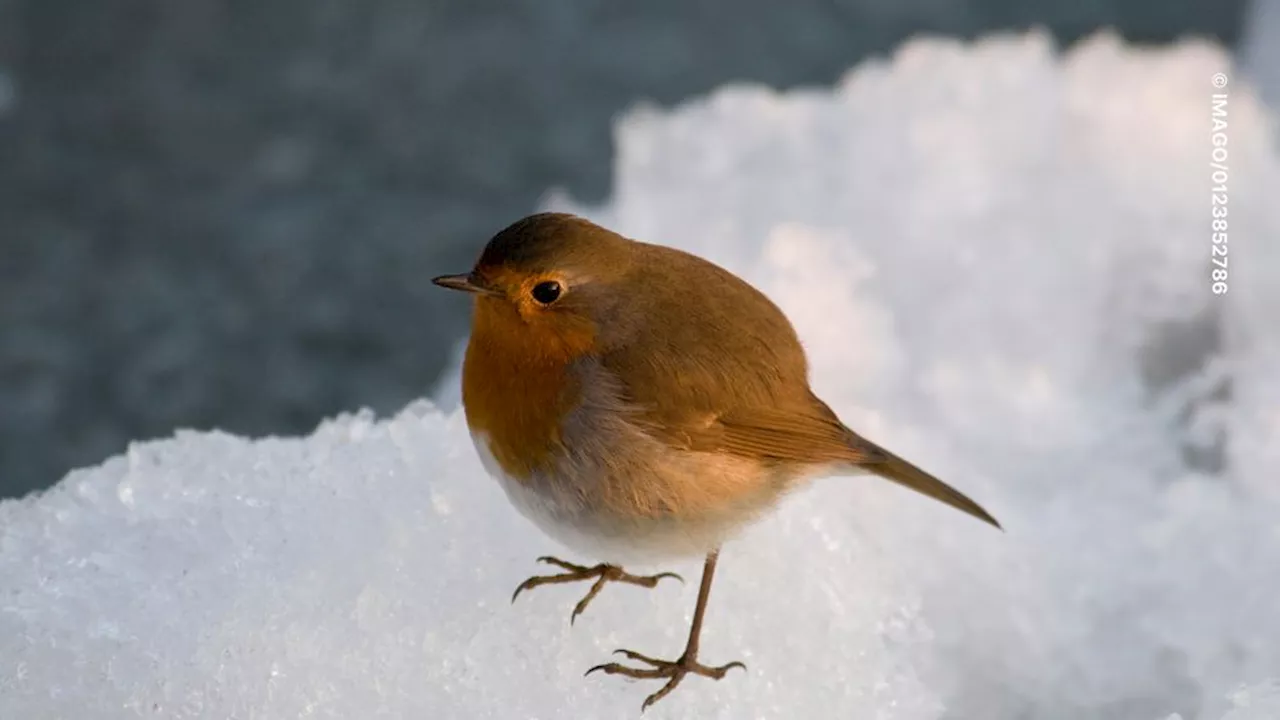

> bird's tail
[859,441,1001,530]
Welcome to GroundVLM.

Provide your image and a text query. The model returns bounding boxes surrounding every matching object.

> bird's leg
[586,549,746,711]
[511,556,682,624]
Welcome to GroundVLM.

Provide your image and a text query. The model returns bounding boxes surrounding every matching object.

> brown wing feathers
[714,406,882,464]
[600,241,1000,529]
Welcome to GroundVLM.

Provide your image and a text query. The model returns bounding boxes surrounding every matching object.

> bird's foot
[510,557,682,624]
[586,648,746,711]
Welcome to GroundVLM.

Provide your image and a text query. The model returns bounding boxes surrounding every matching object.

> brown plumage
[434,212,999,710]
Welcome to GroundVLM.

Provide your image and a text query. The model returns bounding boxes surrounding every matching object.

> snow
[3,31,1280,719]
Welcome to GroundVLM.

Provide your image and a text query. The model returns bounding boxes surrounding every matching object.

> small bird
[433,213,999,710]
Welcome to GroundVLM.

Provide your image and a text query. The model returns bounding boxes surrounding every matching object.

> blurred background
[0,0,1261,500]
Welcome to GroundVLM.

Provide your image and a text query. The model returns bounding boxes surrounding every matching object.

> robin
[433,213,1000,710]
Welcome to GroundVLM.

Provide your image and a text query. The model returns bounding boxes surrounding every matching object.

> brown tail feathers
[858,441,1001,530]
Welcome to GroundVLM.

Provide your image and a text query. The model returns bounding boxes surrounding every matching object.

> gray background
[0,0,1248,499]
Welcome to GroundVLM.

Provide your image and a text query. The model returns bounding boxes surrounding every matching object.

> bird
[433,212,1000,710]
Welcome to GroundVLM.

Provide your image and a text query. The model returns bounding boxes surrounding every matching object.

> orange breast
[461,298,590,482]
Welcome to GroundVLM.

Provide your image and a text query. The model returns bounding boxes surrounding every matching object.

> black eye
[531,280,562,305]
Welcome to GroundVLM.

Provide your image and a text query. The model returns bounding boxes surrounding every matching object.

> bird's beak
[431,273,498,296]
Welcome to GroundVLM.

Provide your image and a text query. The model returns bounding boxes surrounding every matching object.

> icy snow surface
[3,31,1279,720]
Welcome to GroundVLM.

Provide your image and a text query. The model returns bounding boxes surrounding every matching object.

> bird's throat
[461,307,585,482]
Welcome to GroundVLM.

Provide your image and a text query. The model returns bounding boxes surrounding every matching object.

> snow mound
[4,31,1279,719]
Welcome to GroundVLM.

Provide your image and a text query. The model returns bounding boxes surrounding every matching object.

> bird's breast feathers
[464,359,805,563]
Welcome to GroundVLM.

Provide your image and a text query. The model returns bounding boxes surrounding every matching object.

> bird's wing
[594,242,999,528]
[596,344,1001,529]
[595,243,873,464]
[702,403,881,464]
[596,323,871,464]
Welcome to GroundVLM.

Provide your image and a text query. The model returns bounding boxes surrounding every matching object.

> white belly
[469,430,791,567]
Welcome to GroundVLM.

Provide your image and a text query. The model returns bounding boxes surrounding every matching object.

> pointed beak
[431,273,497,296]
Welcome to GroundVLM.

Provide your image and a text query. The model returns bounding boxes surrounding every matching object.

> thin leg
[586,549,746,711]
[511,556,682,625]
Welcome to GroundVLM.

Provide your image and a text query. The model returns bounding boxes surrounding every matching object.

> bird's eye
[531,280,563,305]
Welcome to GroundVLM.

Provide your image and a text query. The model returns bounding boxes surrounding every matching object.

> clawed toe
[588,649,746,678]
[612,648,666,666]
[509,557,682,623]
[586,648,747,710]
[515,551,739,710]
[585,660,669,680]
[533,556,588,573]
